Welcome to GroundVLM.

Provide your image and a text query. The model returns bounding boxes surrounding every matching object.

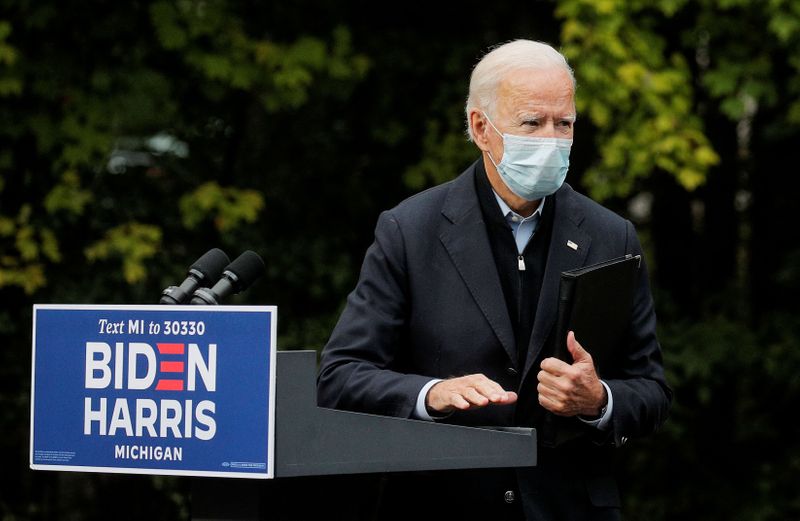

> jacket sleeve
[316,210,432,418]
[603,219,673,446]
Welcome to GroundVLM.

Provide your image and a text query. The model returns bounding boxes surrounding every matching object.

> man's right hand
[425,374,518,414]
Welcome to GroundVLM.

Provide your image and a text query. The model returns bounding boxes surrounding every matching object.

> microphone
[190,250,265,305]
[160,248,231,304]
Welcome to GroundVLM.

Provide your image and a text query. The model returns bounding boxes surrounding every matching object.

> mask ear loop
[482,111,504,167]
[482,111,504,138]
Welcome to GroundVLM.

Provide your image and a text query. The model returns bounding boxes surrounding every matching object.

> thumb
[567,331,590,363]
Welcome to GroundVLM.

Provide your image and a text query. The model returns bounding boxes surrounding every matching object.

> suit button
[504,490,515,503]
[506,367,518,376]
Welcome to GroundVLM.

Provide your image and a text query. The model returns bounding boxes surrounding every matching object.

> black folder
[554,254,641,376]
[542,254,641,447]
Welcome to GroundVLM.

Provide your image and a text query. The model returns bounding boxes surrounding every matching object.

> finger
[471,387,518,405]
[471,379,510,402]
[538,392,564,415]
[537,381,567,404]
[539,393,572,416]
[538,368,579,394]
[536,369,561,389]
[536,371,572,396]
[463,387,490,407]
[499,391,518,404]
[450,393,471,410]
[567,331,590,363]
[540,357,570,375]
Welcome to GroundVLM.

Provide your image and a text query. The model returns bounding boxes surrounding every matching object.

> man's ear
[470,110,491,152]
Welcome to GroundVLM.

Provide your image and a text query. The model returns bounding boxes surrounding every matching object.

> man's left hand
[537,331,607,417]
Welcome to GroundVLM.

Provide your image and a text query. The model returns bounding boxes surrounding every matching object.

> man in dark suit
[317,39,671,520]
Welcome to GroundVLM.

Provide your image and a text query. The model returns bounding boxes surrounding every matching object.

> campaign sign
[30,304,276,479]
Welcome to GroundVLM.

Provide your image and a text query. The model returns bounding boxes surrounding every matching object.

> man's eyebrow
[514,112,577,122]
[514,112,544,121]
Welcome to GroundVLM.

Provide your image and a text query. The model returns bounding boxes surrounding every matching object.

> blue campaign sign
[30,304,276,479]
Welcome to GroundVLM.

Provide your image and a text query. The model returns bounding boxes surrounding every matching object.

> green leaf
[43,170,92,215]
[179,182,265,232]
[85,223,163,284]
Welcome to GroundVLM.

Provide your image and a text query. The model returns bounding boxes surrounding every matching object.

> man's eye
[523,120,540,127]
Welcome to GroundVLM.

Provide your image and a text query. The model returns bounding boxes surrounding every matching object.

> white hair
[465,39,576,141]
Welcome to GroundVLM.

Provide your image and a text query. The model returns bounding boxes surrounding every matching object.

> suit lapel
[522,185,591,381]
[439,165,517,364]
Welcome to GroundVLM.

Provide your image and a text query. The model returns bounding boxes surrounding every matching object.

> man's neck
[493,190,545,222]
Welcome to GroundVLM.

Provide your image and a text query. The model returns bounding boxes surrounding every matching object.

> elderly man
[317,40,671,520]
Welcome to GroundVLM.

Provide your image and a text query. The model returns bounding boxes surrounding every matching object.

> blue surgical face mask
[484,112,572,201]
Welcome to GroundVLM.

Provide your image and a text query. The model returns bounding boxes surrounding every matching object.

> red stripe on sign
[155,379,184,391]
[157,343,184,354]
[160,361,184,373]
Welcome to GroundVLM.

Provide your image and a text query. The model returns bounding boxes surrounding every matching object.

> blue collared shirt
[492,193,545,254]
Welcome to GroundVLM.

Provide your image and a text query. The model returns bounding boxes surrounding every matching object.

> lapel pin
[566,240,578,251]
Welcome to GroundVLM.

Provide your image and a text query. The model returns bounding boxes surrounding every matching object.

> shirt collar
[492,191,546,224]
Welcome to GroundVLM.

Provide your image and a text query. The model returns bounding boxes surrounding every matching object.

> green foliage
[43,170,92,215]
[403,118,475,189]
[0,19,21,96]
[0,204,60,294]
[550,0,800,199]
[621,313,800,520]
[0,1,368,295]
[180,182,264,232]
[150,1,369,111]
[556,0,719,200]
[688,0,800,125]
[85,223,162,284]
[0,14,373,516]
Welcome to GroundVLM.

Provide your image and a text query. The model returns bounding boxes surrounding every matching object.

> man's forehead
[497,68,574,97]
[495,69,575,115]
[501,65,572,83]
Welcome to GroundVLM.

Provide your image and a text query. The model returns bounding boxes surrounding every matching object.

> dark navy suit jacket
[317,160,671,520]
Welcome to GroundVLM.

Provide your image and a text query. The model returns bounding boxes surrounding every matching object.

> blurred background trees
[1,0,798,519]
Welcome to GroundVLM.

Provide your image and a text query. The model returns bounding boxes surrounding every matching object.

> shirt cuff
[578,380,614,431]
[413,379,444,421]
